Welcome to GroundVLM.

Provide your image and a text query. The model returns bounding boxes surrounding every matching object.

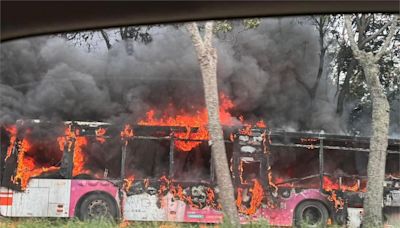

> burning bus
[0,119,399,227]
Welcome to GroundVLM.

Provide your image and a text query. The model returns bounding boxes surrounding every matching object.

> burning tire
[78,192,118,221]
[295,201,329,227]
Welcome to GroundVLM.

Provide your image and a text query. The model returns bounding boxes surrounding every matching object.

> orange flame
[57,126,89,177]
[323,176,366,210]
[236,179,264,215]
[239,160,244,184]
[157,175,219,209]
[73,136,88,177]
[138,93,266,151]
[239,124,252,136]
[5,125,17,160]
[121,124,134,139]
[323,176,364,192]
[327,190,344,211]
[158,175,171,195]
[138,94,237,152]
[206,187,221,209]
[95,128,107,144]
[256,120,266,128]
[11,135,60,190]
[170,184,195,207]
[120,124,134,146]
[123,176,135,192]
[268,170,278,193]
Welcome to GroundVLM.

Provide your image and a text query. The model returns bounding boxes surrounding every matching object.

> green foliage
[242,219,270,228]
[242,19,261,29]
[214,18,261,34]
[0,218,116,228]
[334,14,399,132]
[214,20,233,33]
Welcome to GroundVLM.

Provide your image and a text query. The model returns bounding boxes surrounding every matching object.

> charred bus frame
[1,121,399,225]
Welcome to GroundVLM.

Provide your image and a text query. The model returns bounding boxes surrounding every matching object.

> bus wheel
[295,201,329,227]
[78,193,118,221]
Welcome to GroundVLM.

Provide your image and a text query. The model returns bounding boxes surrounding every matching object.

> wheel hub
[87,199,110,218]
[302,206,323,225]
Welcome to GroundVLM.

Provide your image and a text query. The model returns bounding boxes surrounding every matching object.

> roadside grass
[0,218,274,228]
[2,217,398,228]
[0,218,205,228]
[0,218,117,228]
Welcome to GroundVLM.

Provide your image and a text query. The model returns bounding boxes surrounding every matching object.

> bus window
[270,146,319,184]
[173,142,211,182]
[0,123,64,190]
[240,160,260,183]
[386,153,400,176]
[83,136,123,179]
[125,139,170,179]
[323,150,368,177]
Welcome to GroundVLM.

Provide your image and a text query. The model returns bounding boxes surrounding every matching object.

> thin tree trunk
[360,56,390,228]
[99,30,112,50]
[187,22,240,227]
[344,15,398,228]
[336,59,357,115]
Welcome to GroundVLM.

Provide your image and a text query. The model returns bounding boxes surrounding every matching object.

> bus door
[122,136,171,221]
[232,130,268,186]
[122,131,219,223]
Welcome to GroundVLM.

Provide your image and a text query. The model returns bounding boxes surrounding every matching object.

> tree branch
[344,15,362,56]
[99,30,112,50]
[359,20,392,48]
[374,16,399,61]
[186,22,204,55]
[293,70,313,98]
[204,21,214,48]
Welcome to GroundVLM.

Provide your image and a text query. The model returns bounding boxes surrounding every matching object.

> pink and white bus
[0,120,399,227]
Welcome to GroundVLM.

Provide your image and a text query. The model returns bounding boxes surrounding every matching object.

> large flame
[9,129,60,190]
[58,126,89,177]
[323,176,365,193]
[323,176,365,210]
[138,93,262,151]
[138,94,236,151]
[236,179,264,215]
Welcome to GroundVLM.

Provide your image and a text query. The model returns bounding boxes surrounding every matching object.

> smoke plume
[1,18,398,136]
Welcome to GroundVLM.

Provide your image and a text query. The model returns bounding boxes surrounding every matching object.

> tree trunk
[336,59,357,115]
[359,55,390,228]
[187,22,240,227]
[99,30,112,50]
[344,15,398,228]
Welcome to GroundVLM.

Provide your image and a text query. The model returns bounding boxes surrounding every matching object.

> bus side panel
[166,193,223,223]
[123,192,223,223]
[43,179,72,217]
[182,206,223,223]
[69,180,119,217]
[123,193,168,221]
[347,208,363,228]
[0,179,71,217]
[261,189,327,226]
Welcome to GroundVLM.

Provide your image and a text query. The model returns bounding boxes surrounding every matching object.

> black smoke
[1,18,398,136]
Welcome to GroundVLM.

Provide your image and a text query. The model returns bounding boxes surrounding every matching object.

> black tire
[78,192,118,221]
[295,201,329,228]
